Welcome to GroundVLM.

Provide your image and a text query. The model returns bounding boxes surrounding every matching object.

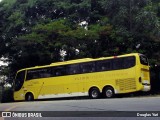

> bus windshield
[15,71,25,91]
[139,54,149,65]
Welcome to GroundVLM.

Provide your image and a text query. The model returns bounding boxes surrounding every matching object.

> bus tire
[89,87,100,99]
[103,86,114,98]
[25,93,34,101]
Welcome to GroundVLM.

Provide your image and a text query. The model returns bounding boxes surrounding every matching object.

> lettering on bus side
[74,76,89,81]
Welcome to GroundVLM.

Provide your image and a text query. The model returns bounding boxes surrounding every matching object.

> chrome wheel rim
[106,89,113,98]
[92,90,98,98]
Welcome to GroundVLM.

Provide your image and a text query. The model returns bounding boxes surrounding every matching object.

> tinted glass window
[96,60,112,71]
[26,67,52,80]
[80,62,95,73]
[113,56,136,70]
[15,71,25,91]
[113,58,124,70]
[52,66,66,76]
[140,55,148,65]
[25,56,136,81]
[123,56,135,68]
[66,64,80,75]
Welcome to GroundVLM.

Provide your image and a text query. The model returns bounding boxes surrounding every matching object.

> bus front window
[15,71,25,91]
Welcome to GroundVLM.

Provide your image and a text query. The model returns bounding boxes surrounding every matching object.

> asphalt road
[1,96,160,120]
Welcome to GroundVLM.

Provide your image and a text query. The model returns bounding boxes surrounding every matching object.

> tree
[96,0,160,64]
[0,0,160,75]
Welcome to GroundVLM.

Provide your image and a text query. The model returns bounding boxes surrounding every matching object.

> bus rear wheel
[25,93,34,101]
[103,87,114,98]
[89,87,100,99]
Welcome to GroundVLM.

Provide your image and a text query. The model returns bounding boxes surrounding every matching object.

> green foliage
[0,0,160,77]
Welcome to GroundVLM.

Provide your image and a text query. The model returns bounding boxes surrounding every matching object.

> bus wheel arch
[89,86,100,99]
[25,92,34,101]
[102,85,115,98]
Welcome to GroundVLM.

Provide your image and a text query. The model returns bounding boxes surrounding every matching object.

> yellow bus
[14,53,150,101]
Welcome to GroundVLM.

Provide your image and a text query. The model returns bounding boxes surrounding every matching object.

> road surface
[0,96,160,120]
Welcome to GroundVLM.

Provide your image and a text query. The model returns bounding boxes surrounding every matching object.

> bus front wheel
[103,87,115,98]
[25,93,34,101]
[89,87,100,99]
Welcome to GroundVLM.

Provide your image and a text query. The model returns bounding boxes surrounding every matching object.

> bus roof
[17,53,140,72]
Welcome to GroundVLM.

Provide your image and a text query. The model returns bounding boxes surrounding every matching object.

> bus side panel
[82,67,137,94]
[14,90,25,101]
[37,76,87,99]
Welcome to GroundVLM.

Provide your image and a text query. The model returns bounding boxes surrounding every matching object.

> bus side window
[66,64,80,75]
[55,70,61,76]
[96,60,112,71]
[39,68,52,78]
[26,71,38,80]
[53,66,66,76]
[123,56,135,68]
[113,58,124,70]
[80,62,95,73]
[26,68,52,80]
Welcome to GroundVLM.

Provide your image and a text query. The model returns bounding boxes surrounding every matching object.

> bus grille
[116,78,136,91]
